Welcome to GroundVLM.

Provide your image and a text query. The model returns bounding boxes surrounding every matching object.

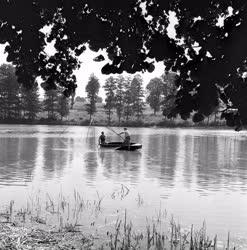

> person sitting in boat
[98,131,106,145]
[119,128,130,145]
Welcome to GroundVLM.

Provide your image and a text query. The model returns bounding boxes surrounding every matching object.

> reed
[101,209,238,250]
[0,192,240,249]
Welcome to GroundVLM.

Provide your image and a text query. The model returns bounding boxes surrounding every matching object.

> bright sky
[74,48,166,98]
[0,44,165,99]
[0,12,177,99]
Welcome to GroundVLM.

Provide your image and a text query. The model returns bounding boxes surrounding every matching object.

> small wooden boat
[115,143,142,151]
[100,142,135,148]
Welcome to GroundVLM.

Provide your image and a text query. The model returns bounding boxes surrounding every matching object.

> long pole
[105,125,124,140]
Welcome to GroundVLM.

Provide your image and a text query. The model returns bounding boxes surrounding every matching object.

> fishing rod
[105,125,125,140]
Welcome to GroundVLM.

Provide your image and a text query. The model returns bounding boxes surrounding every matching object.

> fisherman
[98,131,106,145]
[119,127,130,145]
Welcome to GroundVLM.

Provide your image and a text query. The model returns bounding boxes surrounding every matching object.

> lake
[0,125,247,246]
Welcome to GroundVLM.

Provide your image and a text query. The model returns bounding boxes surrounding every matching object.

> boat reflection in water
[99,141,142,151]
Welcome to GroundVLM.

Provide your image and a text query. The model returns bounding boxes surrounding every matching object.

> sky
[0,44,166,99]
[74,49,166,98]
[0,12,177,99]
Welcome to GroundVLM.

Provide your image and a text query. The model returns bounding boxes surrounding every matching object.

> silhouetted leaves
[1,0,247,127]
[93,55,105,62]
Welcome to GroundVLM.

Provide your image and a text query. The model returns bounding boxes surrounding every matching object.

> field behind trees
[68,101,226,128]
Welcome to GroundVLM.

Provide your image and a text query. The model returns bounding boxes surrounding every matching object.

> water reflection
[43,137,73,179]
[181,135,195,189]
[0,137,37,185]
[100,149,141,184]
[192,136,247,193]
[84,151,98,181]
[1,126,247,240]
[83,136,99,182]
[0,128,247,195]
[194,136,220,192]
[144,134,178,188]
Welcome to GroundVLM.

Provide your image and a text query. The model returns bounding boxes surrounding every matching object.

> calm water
[0,125,247,244]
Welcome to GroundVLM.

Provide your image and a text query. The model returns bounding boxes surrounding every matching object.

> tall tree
[43,90,59,120]
[146,77,164,115]
[85,74,100,121]
[75,96,86,103]
[161,72,178,118]
[123,76,133,122]
[131,74,145,120]
[20,82,40,120]
[96,96,103,103]
[103,76,116,125]
[0,64,20,120]
[115,75,125,124]
[57,94,70,120]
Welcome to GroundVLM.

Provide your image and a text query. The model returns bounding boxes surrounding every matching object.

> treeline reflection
[0,132,247,193]
[142,133,247,193]
[0,137,74,185]
[0,137,38,185]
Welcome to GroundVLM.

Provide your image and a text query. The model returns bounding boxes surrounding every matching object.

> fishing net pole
[105,125,124,140]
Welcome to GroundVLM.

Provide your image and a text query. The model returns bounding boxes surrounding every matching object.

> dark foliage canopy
[1,0,247,127]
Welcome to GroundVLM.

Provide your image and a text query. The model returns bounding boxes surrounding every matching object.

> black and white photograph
[0,0,246,249]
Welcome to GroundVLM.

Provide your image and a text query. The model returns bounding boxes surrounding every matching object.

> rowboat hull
[115,143,142,151]
[100,142,135,148]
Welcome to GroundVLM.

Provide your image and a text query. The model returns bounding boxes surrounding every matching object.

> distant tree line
[84,73,146,124]
[83,71,223,126]
[0,64,70,121]
[83,72,180,125]
[146,72,178,116]
[0,63,222,125]
[43,89,70,120]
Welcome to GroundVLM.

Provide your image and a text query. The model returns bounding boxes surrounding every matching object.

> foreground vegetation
[0,193,240,250]
[0,218,233,250]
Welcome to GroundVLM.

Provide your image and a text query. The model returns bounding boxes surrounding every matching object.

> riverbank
[0,117,227,129]
[0,190,240,250]
[0,221,220,250]
[0,222,94,249]
[0,102,228,129]
[0,205,236,250]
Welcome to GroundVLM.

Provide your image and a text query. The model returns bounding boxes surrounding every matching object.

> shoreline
[0,203,240,250]
[0,119,229,130]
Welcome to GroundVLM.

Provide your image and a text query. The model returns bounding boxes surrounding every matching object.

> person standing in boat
[119,128,130,145]
[98,131,106,145]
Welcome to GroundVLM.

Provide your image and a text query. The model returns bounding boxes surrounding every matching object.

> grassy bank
[0,218,231,250]
[66,102,227,128]
[0,102,227,129]
[0,194,239,250]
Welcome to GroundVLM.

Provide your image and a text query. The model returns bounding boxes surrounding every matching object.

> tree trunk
[108,109,111,125]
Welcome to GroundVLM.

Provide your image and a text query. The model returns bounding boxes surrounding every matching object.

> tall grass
[104,215,235,250]
[0,191,239,249]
